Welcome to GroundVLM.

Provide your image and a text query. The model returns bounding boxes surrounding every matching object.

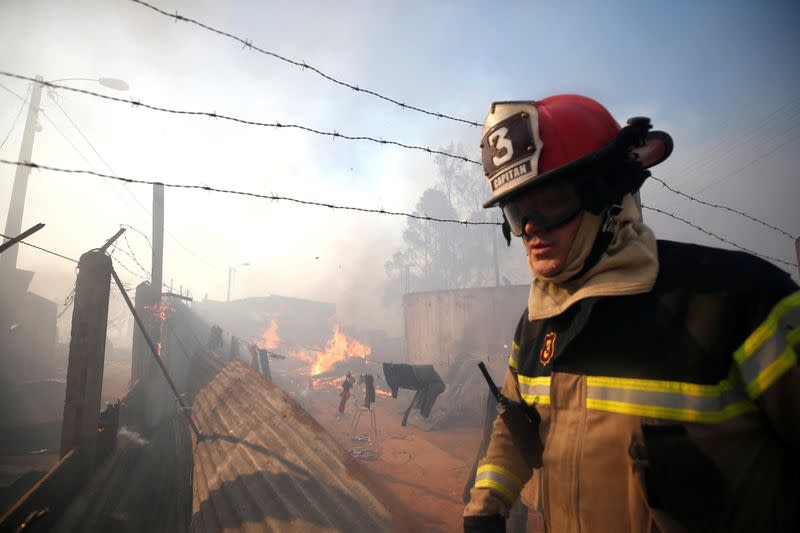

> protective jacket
[465,240,800,532]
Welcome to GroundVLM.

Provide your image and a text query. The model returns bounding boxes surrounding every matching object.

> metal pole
[152,183,164,291]
[227,266,232,302]
[1,76,44,273]
[111,267,200,437]
[0,223,44,255]
[151,183,164,359]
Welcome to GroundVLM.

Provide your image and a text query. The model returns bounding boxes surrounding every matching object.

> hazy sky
[1,0,799,339]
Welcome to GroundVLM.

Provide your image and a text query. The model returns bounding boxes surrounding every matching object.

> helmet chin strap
[502,217,512,247]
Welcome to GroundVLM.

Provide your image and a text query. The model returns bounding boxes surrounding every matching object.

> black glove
[464,514,505,533]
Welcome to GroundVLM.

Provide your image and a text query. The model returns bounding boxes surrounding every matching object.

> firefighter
[463,95,800,532]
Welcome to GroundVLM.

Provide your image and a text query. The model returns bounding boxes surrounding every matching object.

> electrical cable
[0,84,30,153]
[0,230,78,263]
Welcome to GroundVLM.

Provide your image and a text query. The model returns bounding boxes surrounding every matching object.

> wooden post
[60,250,112,461]
[131,281,154,384]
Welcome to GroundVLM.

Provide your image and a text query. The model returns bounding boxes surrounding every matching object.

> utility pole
[227,267,232,303]
[1,76,44,274]
[227,262,249,302]
[151,183,164,355]
[152,183,164,293]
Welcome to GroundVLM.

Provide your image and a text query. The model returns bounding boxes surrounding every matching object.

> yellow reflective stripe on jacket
[517,375,551,405]
[734,291,800,398]
[508,341,520,371]
[474,464,522,504]
[585,376,756,423]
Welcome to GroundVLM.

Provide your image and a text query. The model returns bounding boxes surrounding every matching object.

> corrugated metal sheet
[54,412,193,532]
[191,358,414,532]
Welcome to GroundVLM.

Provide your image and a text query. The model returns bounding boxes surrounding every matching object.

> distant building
[192,294,337,349]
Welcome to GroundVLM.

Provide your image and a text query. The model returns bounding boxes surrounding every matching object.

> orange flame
[258,318,280,349]
[255,319,373,378]
[311,324,372,376]
[145,302,173,321]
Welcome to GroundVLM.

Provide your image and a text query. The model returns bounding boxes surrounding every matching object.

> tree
[384,145,502,302]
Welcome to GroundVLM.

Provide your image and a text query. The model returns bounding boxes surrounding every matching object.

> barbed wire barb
[0,71,479,166]
[126,0,482,127]
[649,175,796,240]
[0,158,499,227]
[641,204,796,268]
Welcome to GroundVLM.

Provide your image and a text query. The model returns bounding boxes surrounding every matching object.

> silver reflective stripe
[587,382,748,412]
[518,381,549,398]
[517,375,550,404]
[475,464,522,503]
[585,376,756,423]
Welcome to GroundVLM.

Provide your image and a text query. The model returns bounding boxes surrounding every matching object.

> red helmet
[480,95,672,209]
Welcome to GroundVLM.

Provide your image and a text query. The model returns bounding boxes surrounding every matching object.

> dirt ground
[305,389,482,533]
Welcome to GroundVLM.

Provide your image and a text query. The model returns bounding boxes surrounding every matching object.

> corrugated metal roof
[191,358,415,532]
[55,413,193,533]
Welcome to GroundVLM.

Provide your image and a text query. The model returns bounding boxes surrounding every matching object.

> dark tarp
[382,363,446,426]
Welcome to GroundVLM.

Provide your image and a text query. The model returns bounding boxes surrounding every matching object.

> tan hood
[528,194,659,321]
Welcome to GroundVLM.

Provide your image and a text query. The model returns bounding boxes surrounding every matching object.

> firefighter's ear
[502,219,512,247]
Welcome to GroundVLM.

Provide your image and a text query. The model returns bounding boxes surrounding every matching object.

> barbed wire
[111,251,151,282]
[7,72,795,250]
[0,158,499,226]
[0,72,478,166]
[0,231,78,263]
[120,223,153,251]
[127,0,482,128]
[642,205,796,268]
[648,175,796,240]
[56,286,77,320]
[122,232,152,277]
[3,158,795,268]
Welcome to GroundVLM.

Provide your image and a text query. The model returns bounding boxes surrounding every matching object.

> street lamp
[50,77,130,91]
[1,75,129,274]
[227,262,249,303]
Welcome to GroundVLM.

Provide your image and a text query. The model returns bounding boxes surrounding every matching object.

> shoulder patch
[540,332,556,366]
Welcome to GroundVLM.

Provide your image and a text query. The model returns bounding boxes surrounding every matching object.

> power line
[0,84,30,153]
[48,91,120,174]
[2,158,795,269]
[44,84,223,273]
[0,231,78,263]
[670,95,800,185]
[642,205,796,268]
[648,175,796,240]
[0,158,499,226]
[0,72,479,166]
[127,0,482,128]
[692,130,800,195]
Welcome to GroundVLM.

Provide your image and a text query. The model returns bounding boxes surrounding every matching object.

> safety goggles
[500,180,583,236]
